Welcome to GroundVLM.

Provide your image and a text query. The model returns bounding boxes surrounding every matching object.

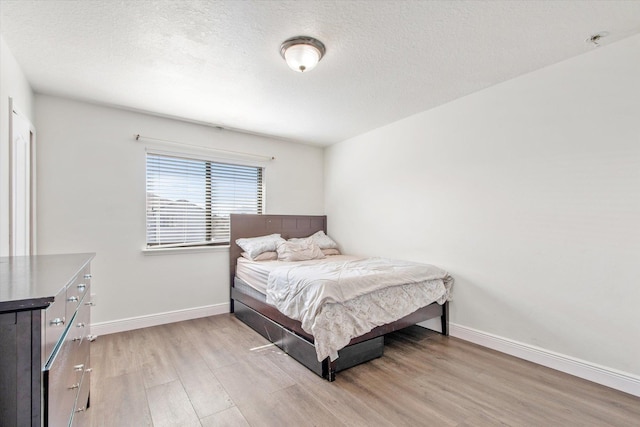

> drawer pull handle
[85,301,95,306]
[50,318,65,326]
[67,296,79,302]
[68,383,79,390]
[85,368,93,373]
[75,407,86,413]
[74,364,84,371]
[84,273,92,279]
[77,284,87,290]
[72,337,81,342]
[76,322,86,328]
[87,335,98,342]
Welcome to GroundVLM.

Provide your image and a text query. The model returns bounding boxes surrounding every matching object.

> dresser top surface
[0,253,95,313]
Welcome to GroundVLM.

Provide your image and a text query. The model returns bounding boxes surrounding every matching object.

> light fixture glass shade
[284,44,321,72]
[280,36,326,73]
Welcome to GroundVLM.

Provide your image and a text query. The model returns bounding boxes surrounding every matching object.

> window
[146,152,263,248]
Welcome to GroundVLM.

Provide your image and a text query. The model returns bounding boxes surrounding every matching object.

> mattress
[235,255,362,295]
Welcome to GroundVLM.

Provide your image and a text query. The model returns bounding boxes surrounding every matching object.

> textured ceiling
[1,1,639,146]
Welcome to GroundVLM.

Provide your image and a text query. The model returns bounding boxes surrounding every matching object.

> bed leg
[230,298,235,313]
[323,359,337,382]
[328,360,337,382]
[441,301,449,336]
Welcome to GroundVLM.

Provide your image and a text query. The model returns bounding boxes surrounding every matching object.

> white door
[10,99,36,256]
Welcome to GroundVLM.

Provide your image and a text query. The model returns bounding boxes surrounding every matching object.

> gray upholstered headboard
[229,214,327,286]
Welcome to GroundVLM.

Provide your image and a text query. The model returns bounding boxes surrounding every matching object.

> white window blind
[146,153,263,248]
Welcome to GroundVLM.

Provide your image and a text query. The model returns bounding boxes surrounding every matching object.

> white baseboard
[91,303,229,336]
[449,323,640,397]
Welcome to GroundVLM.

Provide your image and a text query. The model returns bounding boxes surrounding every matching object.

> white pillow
[309,230,339,249]
[321,248,341,256]
[236,234,284,259]
[241,251,278,261]
[289,230,339,249]
[276,237,325,262]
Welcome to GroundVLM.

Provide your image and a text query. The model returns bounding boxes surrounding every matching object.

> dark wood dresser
[0,253,95,427]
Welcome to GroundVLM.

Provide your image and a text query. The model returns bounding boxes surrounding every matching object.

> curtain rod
[134,134,275,161]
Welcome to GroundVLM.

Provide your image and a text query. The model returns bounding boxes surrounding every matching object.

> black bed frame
[229,214,448,381]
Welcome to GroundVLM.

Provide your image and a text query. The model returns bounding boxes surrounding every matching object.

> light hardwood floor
[86,314,639,426]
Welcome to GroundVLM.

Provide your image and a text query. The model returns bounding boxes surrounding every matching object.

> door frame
[8,97,37,256]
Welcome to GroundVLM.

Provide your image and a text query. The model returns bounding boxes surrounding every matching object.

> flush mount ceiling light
[280,36,326,72]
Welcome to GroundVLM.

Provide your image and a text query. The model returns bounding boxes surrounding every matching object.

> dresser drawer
[69,285,91,347]
[71,351,91,426]
[44,286,67,363]
[44,326,83,427]
[73,294,91,368]
[70,284,92,426]
[65,267,91,322]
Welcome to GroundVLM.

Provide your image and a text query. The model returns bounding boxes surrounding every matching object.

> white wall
[35,95,324,325]
[0,35,34,256]
[325,35,640,378]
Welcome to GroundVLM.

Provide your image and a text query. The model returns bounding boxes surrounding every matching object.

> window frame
[144,149,265,251]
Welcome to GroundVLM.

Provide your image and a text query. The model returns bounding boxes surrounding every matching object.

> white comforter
[265,257,453,362]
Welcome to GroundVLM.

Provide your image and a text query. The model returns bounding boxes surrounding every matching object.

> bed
[229,213,452,381]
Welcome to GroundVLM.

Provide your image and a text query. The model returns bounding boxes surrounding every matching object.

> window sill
[142,245,230,255]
